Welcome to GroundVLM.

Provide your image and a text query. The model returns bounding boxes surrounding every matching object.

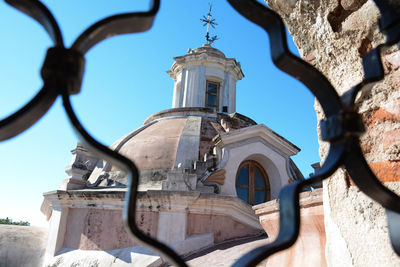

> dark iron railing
[1,0,399,266]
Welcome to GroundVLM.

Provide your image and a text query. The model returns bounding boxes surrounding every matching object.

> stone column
[183,66,202,107]
[228,75,236,113]
[172,80,180,108]
[222,71,230,112]
[265,0,400,266]
[198,65,206,107]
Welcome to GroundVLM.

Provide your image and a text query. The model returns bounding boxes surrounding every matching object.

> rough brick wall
[265,0,400,266]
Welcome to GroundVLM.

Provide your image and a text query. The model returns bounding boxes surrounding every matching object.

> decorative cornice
[214,124,300,156]
[41,189,261,229]
[168,50,244,81]
[144,107,218,124]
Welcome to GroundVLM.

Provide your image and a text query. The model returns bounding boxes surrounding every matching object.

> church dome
[83,46,251,189]
[77,45,302,194]
[86,108,256,189]
[58,41,305,208]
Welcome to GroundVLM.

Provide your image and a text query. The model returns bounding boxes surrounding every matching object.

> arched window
[236,160,270,205]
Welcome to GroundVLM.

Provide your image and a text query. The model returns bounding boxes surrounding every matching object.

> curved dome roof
[111,117,186,171]
[191,44,226,58]
[86,108,256,188]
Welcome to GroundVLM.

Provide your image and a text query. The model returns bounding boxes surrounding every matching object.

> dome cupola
[167,44,244,113]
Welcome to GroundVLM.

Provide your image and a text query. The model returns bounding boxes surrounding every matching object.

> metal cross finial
[200,3,218,45]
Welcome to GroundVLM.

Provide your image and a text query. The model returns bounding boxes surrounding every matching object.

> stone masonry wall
[265,0,400,266]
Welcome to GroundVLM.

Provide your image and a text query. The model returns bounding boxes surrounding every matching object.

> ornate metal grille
[1,0,399,266]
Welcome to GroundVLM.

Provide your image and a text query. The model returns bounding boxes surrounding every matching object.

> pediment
[213,124,300,157]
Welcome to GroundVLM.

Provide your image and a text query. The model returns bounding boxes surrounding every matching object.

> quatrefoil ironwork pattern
[1,0,399,266]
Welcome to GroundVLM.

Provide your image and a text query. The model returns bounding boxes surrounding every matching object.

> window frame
[205,81,220,110]
[235,160,271,205]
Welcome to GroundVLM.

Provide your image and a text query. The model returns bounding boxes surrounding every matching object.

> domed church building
[41,44,303,266]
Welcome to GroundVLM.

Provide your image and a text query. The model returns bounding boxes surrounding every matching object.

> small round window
[236,160,270,205]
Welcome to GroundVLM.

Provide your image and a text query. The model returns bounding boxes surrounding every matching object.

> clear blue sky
[0,1,319,226]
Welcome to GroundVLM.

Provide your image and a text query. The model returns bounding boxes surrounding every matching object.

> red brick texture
[369,161,400,183]
[365,104,400,126]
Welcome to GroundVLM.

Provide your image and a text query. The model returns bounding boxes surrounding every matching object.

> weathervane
[200,3,218,45]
